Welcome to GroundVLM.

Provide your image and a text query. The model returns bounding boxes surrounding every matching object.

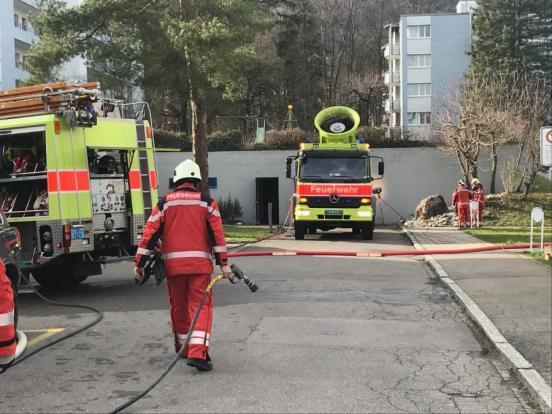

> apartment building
[0,0,92,91]
[0,0,40,89]
[383,1,477,139]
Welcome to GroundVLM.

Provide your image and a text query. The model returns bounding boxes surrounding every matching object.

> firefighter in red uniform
[471,178,486,225]
[451,180,472,229]
[134,159,232,372]
[0,260,16,368]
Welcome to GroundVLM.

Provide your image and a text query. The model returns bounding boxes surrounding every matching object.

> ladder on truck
[135,123,152,220]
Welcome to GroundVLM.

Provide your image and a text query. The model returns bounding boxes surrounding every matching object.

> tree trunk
[490,142,498,193]
[190,95,209,195]
[469,162,478,184]
[179,99,188,133]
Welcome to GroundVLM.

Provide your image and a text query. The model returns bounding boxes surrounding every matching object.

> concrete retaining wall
[155,146,518,225]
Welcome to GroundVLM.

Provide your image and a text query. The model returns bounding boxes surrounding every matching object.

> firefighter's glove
[220,265,233,279]
[133,266,145,284]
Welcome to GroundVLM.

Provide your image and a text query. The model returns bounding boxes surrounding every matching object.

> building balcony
[384,99,400,113]
[383,72,400,85]
[383,43,400,59]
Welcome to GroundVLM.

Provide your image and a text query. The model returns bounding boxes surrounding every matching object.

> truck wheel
[362,223,374,240]
[32,262,86,289]
[294,222,306,240]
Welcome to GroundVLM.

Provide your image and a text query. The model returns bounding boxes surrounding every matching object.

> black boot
[187,358,213,371]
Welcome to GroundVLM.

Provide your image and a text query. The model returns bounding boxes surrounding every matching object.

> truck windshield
[300,157,367,182]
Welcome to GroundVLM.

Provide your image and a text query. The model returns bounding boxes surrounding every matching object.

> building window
[15,53,21,69]
[407,83,431,96]
[407,112,431,125]
[407,25,431,38]
[21,17,28,31]
[407,54,431,68]
[22,55,28,70]
[14,13,20,28]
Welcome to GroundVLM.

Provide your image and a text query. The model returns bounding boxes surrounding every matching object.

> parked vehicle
[286,106,384,240]
[0,82,158,288]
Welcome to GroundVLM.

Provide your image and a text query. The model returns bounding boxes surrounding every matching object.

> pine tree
[471,0,552,77]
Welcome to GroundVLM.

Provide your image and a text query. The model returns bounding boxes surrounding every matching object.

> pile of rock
[403,212,458,227]
[402,194,458,227]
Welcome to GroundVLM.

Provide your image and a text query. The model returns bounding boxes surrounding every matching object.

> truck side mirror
[378,161,384,177]
[286,157,293,178]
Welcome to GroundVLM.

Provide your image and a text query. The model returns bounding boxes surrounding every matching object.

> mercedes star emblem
[329,193,339,204]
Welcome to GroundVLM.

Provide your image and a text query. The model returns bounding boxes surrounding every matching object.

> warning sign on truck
[541,127,552,167]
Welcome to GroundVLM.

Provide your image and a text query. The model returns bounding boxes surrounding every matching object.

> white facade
[0,0,40,90]
[383,2,475,140]
[155,147,516,225]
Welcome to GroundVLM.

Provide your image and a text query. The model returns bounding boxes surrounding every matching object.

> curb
[404,229,552,414]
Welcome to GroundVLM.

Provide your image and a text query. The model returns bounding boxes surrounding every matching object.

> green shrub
[208,130,242,151]
[153,129,191,150]
[264,128,306,150]
[217,195,243,224]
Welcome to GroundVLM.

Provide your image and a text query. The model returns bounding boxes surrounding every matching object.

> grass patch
[466,174,552,266]
[224,225,271,243]
[524,251,552,267]
[466,226,552,245]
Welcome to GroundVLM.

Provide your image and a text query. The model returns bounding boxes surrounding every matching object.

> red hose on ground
[228,242,552,258]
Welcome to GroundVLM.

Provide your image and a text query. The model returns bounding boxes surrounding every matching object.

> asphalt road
[1,228,535,413]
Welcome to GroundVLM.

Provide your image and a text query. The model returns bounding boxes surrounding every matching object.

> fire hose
[226,242,552,258]
[0,272,104,373]
[110,263,258,414]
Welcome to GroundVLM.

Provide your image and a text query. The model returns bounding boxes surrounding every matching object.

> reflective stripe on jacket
[0,260,16,366]
[473,187,486,204]
[135,183,228,276]
[452,186,472,205]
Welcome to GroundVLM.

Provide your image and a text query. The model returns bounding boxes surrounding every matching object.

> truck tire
[294,222,306,240]
[32,262,87,289]
[362,222,374,240]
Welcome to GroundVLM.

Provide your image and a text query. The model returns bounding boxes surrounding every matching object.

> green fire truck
[0,84,158,287]
[286,106,384,240]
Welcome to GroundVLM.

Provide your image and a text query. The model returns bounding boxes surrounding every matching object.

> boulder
[414,195,448,220]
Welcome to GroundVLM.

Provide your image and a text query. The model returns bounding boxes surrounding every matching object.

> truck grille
[306,197,362,208]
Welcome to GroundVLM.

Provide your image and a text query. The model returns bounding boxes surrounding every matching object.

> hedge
[153,127,435,151]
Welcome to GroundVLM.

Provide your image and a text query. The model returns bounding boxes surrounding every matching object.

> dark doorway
[255,177,279,225]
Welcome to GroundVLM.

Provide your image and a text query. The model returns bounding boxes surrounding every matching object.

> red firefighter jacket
[473,186,486,204]
[452,186,472,205]
[135,183,228,276]
[0,260,16,366]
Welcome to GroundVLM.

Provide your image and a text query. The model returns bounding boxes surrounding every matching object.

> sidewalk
[408,228,552,389]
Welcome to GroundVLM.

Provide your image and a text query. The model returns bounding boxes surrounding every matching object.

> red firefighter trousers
[166,274,213,360]
[457,203,470,228]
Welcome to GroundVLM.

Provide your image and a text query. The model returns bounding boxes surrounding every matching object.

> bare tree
[434,78,483,183]
[435,73,524,191]
[513,74,552,195]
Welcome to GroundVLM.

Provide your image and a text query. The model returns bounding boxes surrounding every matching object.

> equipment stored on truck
[286,106,384,240]
[0,82,158,287]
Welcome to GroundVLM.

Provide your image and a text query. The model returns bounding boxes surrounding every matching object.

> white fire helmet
[174,159,202,183]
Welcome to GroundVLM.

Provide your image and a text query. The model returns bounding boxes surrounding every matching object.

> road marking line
[24,328,65,347]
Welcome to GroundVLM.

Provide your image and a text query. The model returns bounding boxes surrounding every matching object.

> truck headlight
[297,210,311,217]
[357,211,372,217]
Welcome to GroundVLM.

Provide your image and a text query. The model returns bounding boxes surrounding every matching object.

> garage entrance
[255,177,279,225]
